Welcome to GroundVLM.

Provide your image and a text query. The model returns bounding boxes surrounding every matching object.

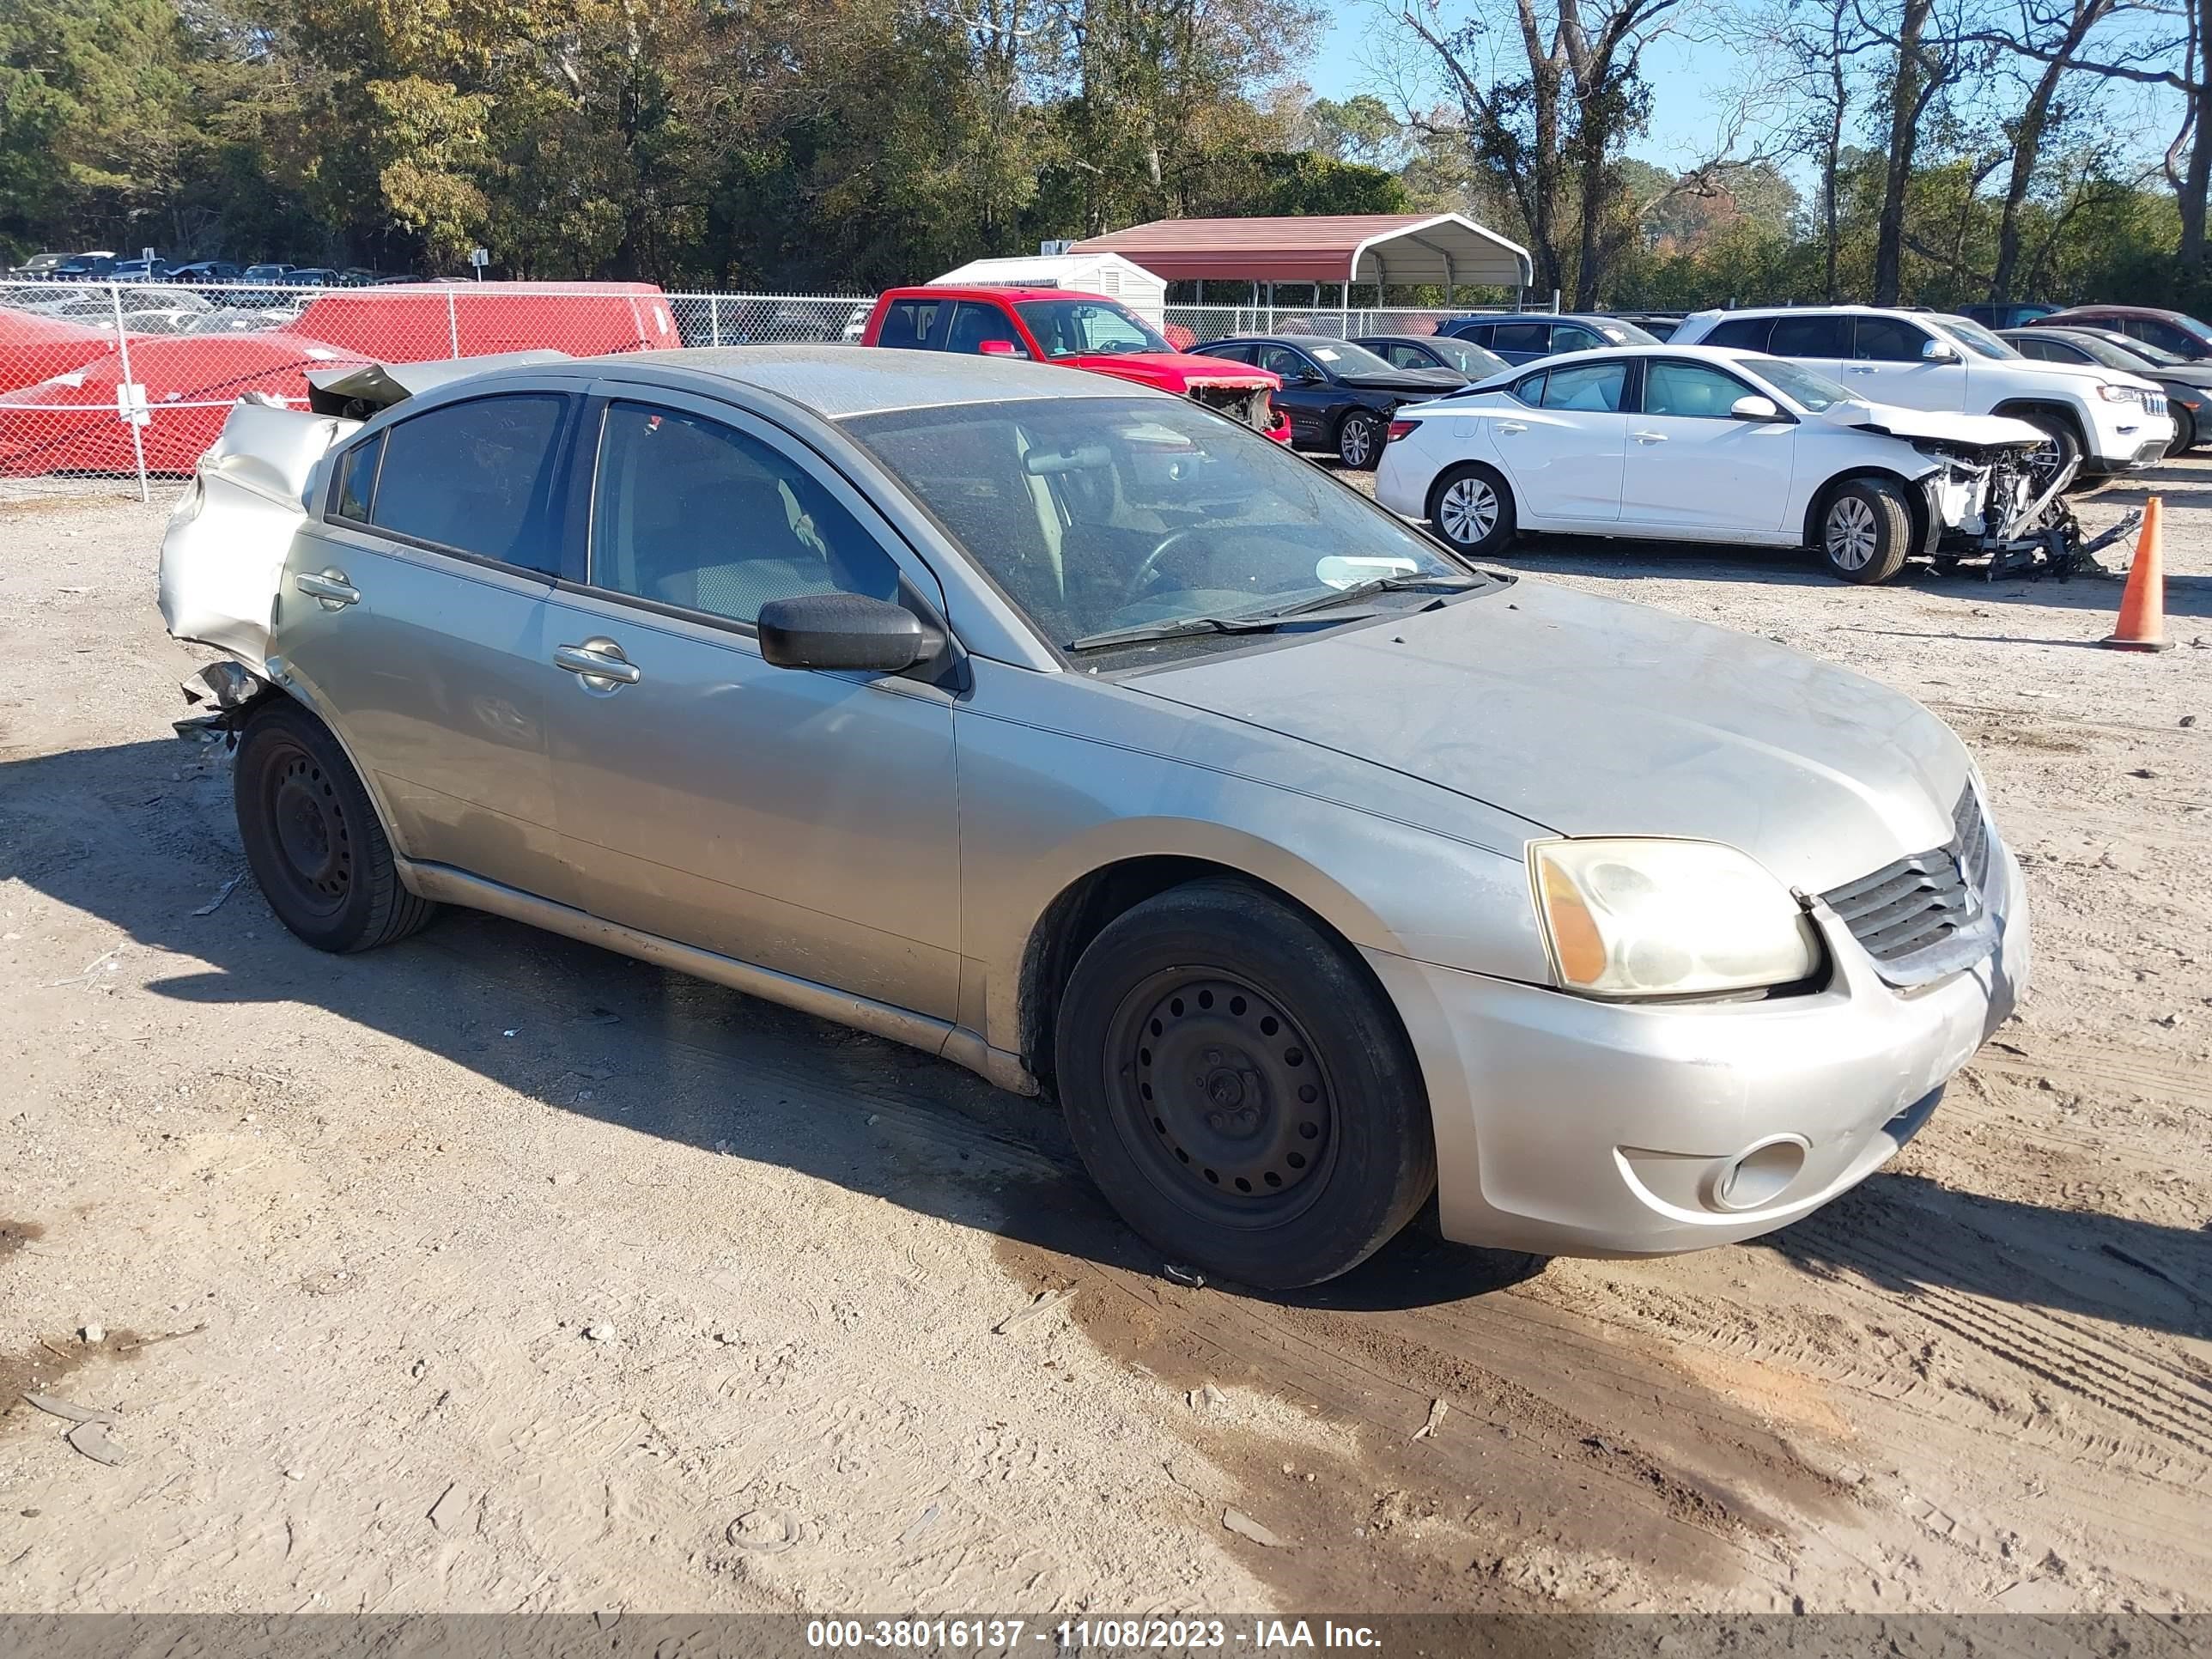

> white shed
[927,252,1169,325]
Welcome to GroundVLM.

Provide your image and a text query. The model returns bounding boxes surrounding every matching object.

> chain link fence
[0,280,1484,497]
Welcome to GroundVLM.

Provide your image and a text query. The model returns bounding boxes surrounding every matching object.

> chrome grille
[1821,787,1989,971]
[2144,392,2169,416]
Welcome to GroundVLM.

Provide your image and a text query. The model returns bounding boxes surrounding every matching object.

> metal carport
[1070,214,1534,308]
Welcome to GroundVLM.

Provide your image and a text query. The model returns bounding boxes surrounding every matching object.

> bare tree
[1394,0,1683,304]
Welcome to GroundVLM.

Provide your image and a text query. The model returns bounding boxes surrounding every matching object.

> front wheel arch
[1802,467,1929,557]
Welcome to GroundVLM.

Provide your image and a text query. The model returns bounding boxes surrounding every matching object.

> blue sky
[1301,10,1757,167]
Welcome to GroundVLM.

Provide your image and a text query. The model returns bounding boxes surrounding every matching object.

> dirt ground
[1,463,2207,1618]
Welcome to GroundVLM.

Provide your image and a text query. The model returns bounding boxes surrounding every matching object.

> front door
[538,390,962,1019]
[1255,343,1334,446]
[1838,315,1966,410]
[283,387,576,904]
[1619,358,1796,532]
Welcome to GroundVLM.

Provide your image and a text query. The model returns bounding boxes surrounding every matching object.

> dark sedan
[2030,304,2212,361]
[1194,336,1462,467]
[1433,312,1660,366]
[1352,333,1510,384]
[2002,325,2211,453]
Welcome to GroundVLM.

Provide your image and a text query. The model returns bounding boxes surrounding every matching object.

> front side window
[1013,299,1170,359]
[1852,316,1935,362]
[1552,323,1605,352]
[369,394,567,571]
[590,402,899,627]
[1540,362,1628,411]
[1642,361,1750,419]
[843,396,1476,651]
[1258,344,1318,382]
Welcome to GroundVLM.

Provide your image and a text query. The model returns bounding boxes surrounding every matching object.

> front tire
[1427,463,1517,556]
[2169,404,2197,456]
[234,698,435,952]
[1336,409,1385,470]
[1054,881,1437,1290]
[1819,477,1913,584]
[2014,410,2084,489]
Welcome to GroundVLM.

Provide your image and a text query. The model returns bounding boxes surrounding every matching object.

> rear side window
[1769,315,1849,356]
[331,434,381,521]
[1852,316,1933,362]
[1508,372,1547,406]
[877,299,945,349]
[1540,362,1628,411]
[1492,322,1551,354]
[947,301,1024,356]
[368,394,568,572]
[1449,323,1493,347]
[1703,317,1771,350]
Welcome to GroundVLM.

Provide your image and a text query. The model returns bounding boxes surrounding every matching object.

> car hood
[1820,400,2044,447]
[1133,580,1970,894]
[1993,356,2160,392]
[1335,367,1467,393]
[1073,350,1276,390]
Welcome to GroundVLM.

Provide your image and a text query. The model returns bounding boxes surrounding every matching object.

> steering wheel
[1124,526,1206,603]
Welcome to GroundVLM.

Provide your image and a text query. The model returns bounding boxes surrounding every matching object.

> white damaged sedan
[1376,343,2065,583]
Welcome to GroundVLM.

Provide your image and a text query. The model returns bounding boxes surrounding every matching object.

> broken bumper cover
[1365,838,2029,1257]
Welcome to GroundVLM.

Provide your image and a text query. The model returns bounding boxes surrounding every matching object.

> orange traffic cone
[2105,495,2172,653]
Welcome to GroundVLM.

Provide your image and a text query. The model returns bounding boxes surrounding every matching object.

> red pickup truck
[860,287,1290,442]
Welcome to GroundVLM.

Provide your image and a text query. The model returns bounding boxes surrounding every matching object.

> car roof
[885,285,1119,305]
[547,343,1152,419]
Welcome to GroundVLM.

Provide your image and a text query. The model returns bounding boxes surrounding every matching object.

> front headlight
[2094,382,2138,403]
[1530,839,1820,999]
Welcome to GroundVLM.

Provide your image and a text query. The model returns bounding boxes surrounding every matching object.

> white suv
[1670,306,2171,480]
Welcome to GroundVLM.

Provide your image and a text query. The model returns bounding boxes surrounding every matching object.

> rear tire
[1819,477,1913,585]
[1054,881,1437,1290]
[234,698,436,953]
[1336,410,1385,470]
[1426,463,1517,557]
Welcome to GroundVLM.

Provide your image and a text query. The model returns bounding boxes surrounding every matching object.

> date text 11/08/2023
[804,1620,1384,1650]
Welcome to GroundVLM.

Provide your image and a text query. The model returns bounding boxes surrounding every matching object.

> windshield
[1932,316,2019,359]
[2095,332,2186,367]
[1014,299,1172,359]
[1291,340,1395,376]
[1748,357,1858,412]
[844,396,1477,651]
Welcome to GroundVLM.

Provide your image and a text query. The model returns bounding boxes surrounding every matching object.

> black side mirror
[757,592,943,674]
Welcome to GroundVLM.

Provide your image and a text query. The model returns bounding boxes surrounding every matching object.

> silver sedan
[161,347,2029,1287]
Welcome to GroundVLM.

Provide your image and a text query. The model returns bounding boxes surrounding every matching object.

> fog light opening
[1711,1138,1808,1212]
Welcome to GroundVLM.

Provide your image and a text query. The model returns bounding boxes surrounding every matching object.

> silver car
[160,348,2029,1287]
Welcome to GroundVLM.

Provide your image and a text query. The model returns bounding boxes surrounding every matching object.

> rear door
[536,387,963,1018]
[1619,357,1796,533]
[1764,313,1850,380]
[283,387,575,904]
[874,295,951,350]
[1839,314,1963,410]
[1490,360,1628,521]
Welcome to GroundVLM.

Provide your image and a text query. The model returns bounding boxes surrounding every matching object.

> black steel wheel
[1054,880,1436,1289]
[234,697,436,952]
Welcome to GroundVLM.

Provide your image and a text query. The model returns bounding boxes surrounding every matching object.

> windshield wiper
[1255,573,1483,620]
[1065,609,1376,653]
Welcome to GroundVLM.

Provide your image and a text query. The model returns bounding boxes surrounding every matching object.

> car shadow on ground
[5,736,2205,1338]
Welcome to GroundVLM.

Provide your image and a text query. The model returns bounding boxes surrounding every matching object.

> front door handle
[1632,429,1667,444]
[1846,365,1878,374]
[295,568,359,609]
[1497,419,1528,434]
[553,639,641,688]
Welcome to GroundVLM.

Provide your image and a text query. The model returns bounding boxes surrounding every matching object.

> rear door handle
[295,568,359,609]
[1846,365,1877,374]
[553,640,641,687]
[1632,430,1667,444]
[1497,420,1528,434]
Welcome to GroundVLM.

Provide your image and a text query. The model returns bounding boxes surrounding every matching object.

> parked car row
[7,252,411,286]
[155,341,2032,1287]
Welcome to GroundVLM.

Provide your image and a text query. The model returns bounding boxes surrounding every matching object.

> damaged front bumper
[1917,440,2136,580]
